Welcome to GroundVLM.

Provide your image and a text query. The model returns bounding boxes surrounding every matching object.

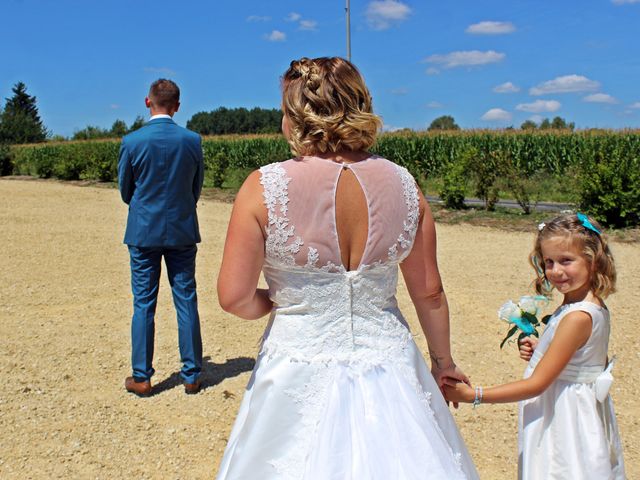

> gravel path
[1,178,637,479]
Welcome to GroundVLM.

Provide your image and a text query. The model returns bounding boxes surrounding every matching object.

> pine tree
[0,82,48,144]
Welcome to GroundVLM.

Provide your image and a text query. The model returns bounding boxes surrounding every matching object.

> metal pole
[345,0,351,61]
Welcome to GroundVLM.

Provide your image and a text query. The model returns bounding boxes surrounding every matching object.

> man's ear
[173,102,180,114]
[145,97,152,108]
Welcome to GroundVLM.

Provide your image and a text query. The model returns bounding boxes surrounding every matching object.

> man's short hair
[149,79,180,109]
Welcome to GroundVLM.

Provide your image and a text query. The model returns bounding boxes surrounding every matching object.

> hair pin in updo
[577,212,601,235]
[537,222,546,232]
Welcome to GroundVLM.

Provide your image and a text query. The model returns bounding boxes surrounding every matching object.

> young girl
[444,213,625,479]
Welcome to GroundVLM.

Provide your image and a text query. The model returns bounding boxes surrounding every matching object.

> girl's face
[540,236,592,302]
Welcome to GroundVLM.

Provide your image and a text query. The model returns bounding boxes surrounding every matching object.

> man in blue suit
[118,79,204,396]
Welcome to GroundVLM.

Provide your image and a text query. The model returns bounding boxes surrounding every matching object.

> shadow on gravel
[152,356,256,395]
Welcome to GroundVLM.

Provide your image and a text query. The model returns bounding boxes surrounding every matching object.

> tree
[110,119,128,137]
[551,116,575,131]
[0,82,47,144]
[72,125,111,140]
[128,115,145,133]
[427,115,460,131]
[520,120,537,130]
[539,118,552,130]
[536,116,575,131]
[186,107,282,135]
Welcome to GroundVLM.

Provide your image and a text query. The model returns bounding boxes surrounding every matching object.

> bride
[216,56,479,479]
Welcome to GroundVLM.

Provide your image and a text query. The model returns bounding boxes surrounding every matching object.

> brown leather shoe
[184,379,201,395]
[125,376,152,397]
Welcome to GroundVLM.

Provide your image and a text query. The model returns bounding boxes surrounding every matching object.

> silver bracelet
[472,386,483,408]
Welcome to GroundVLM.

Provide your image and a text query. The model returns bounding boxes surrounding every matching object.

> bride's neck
[313,150,371,164]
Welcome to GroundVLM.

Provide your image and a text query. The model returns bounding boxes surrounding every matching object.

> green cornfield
[7,129,640,227]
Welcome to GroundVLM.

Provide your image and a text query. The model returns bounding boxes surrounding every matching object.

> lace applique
[389,164,420,262]
[305,246,319,268]
[260,163,303,266]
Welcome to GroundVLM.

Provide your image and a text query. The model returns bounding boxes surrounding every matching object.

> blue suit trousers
[128,245,202,384]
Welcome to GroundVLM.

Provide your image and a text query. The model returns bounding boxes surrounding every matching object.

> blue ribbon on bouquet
[508,316,536,335]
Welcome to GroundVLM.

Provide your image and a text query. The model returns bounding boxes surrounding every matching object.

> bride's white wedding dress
[216,156,479,479]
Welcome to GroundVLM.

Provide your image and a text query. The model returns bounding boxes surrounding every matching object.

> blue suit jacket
[118,118,204,247]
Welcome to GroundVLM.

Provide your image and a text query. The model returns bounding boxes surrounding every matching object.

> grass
[417,174,578,205]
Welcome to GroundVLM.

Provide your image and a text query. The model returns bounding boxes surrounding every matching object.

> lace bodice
[258,156,421,361]
[260,156,419,273]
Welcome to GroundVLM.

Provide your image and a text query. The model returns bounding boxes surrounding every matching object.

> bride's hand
[431,360,470,408]
[431,362,470,387]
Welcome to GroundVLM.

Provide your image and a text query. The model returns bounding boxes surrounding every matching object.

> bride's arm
[217,170,273,319]
[400,192,469,389]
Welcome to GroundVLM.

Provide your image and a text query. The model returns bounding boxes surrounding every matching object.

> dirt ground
[0,178,637,479]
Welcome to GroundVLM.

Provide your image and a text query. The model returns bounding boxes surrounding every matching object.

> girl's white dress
[519,301,625,479]
[216,156,479,479]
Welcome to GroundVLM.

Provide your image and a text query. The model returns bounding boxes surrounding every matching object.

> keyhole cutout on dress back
[335,166,369,271]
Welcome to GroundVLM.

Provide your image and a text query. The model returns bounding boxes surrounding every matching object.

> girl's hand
[442,378,475,404]
[518,336,539,361]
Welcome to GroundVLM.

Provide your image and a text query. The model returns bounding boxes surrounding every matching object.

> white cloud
[299,20,318,31]
[366,0,412,30]
[530,74,600,95]
[466,21,516,35]
[481,108,512,122]
[286,12,302,22]
[493,82,520,93]
[424,50,505,69]
[144,66,176,75]
[265,30,286,42]
[612,0,640,4]
[391,87,409,95]
[110,104,120,110]
[630,102,640,109]
[426,67,440,75]
[247,15,271,22]
[382,124,403,132]
[516,100,561,113]
[583,93,618,104]
[426,101,443,108]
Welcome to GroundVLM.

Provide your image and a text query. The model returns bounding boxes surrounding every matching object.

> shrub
[578,149,640,228]
[439,157,467,209]
[0,144,13,175]
[464,148,501,210]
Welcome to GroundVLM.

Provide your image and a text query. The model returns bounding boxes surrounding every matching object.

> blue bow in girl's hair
[577,212,601,235]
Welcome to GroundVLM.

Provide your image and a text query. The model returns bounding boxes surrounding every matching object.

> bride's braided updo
[281,57,382,156]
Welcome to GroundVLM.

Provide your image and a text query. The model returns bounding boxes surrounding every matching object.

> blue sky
[2,0,640,136]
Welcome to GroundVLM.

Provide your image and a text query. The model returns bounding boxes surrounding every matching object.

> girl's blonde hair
[530,213,616,298]
[281,57,382,156]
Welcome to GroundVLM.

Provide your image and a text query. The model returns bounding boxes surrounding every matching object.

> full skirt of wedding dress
[216,339,479,480]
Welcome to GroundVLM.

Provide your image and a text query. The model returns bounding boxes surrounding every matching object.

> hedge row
[6,130,640,227]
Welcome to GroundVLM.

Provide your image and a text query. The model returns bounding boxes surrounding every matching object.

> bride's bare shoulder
[234,170,267,222]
